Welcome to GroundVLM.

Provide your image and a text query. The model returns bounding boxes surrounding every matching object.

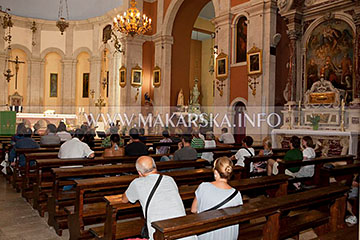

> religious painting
[216,53,228,79]
[306,19,354,102]
[131,65,142,87]
[236,16,247,63]
[119,66,126,88]
[247,46,262,75]
[82,73,89,98]
[153,66,161,87]
[50,73,58,97]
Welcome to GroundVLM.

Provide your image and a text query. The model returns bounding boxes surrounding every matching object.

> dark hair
[47,124,57,134]
[290,136,301,149]
[74,129,85,140]
[16,123,26,135]
[57,122,67,132]
[24,128,33,138]
[80,124,89,132]
[139,128,145,136]
[162,130,170,138]
[302,136,314,148]
[110,134,120,144]
[242,136,253,147]
[221,128,228,133]
[129,128,139,139]
[182,134,192,144]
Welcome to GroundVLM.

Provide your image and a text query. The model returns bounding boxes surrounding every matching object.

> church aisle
[0,177,68,240]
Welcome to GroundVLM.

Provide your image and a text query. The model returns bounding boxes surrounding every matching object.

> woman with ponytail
[191,157,243,240]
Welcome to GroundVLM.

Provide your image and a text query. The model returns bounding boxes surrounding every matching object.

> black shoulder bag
[205,189,239,212]
[242,147,254,157]
[141,174,163,239]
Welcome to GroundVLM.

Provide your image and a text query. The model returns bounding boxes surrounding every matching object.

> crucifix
[8,56,25,89]
[248,76,260,96]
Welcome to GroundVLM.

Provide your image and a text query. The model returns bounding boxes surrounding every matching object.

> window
[236,16,247,63]
[82,73,89,98]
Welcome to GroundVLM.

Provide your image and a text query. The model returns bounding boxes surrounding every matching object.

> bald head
[136,156,157,175]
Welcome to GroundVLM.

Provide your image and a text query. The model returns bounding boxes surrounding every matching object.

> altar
[271,129,359,157]
[16,113,77,127]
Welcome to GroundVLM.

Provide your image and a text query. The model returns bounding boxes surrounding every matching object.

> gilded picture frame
[247,46,262,75]
[153,66,161,87]
[119,66,127,88]
[216,53,228,80]
[131,65,143,87]
[50,73,58,98]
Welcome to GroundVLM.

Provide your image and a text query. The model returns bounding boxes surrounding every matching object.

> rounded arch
[232,13,250,26]
[40,47,65,59]
[162,0,220,36]
[302,13,355,48]
[8,44,32,61]
[73,47,93,59]
[229,97,247,111]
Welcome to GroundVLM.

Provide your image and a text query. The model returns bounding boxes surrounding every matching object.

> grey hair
[136,157,157,174]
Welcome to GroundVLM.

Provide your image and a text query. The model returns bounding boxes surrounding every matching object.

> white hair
[136,157,156,174]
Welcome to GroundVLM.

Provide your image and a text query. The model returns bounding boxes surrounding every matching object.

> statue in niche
[177,89,184,107]
[190,79,200,106]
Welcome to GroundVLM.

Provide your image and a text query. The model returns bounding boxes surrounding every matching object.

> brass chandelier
[113,0,152,37]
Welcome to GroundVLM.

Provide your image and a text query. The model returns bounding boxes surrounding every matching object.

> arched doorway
[234,101,246,144]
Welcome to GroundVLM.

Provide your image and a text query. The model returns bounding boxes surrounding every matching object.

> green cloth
[284,148,303,173]
[191,137,204,158]
[101,135,124,148]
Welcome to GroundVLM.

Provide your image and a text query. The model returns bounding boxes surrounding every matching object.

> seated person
[267,136,303,176]
[201,132,216,163]
[217,127,235,144]
[156,130,172,154]
[170,128,183,144]
[191,157,243,240]
[83,129,96,149]
[125,128,148,156]
[139,127,147,142]
[294,136,316,178]
[121,156,196,240]
[103,134,125,158]
[345,174,359,225]
[56,121,72,142]
[254,137,273,173]
[191,129,205,149]
[102,126,123,148]
[58,128,95,159]
[11,123,26,146]
[40,124,61,145]
[9,128,40,167]
[173,135,198,161]
[230,136,255,170]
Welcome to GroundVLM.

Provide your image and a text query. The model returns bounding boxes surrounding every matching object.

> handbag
[140,175,163,239]
[204,189,239,212]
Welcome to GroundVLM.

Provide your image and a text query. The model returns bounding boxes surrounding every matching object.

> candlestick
[297,101,301,127]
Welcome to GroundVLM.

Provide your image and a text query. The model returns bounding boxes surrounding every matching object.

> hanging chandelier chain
[58,0,69,19]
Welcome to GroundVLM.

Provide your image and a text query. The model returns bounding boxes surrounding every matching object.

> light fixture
[30,21,37,46]
[1,7,14,84]
[56,0,69,35]
[113,0,152,37]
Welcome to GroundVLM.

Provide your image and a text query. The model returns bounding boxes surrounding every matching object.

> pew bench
[319,163,360,187]
[151,184,348,240]
[310,225,358,240]
[88,174,289,240]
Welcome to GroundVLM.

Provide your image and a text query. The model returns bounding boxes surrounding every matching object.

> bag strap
[205,189,238,212]
[241,147,254,157]
[144,175,163,219]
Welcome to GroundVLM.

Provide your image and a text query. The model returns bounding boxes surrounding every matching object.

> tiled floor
[0,176,68,240]
[0,175,319,240]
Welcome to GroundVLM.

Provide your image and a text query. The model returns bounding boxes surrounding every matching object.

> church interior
[0,0,359,239]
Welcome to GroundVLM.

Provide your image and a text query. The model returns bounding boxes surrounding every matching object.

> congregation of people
[3,122,358,239]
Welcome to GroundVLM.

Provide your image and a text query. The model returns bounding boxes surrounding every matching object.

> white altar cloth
[271,129,358,156]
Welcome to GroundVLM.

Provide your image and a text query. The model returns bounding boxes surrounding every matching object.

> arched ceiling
[1,0,123,21]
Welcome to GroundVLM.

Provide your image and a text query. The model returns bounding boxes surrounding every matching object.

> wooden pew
[319,163,360,187]
[311,225,358,240]
[48,165,227,236]
[243,153,286,178]
[87,174,289,240]
[277,155,355,186]
[151,184,348,240]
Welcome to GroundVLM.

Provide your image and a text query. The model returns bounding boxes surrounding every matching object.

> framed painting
[82,73,89,98]
[131,65,142,87]
[119,66,126,88]
[247,46,262,75]
[50,73,58,97]
[153,66,161,87]
[216,53,228,80]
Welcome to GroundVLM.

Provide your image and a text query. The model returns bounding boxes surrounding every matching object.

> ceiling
[0,0,123,21]
[1,0,214,21]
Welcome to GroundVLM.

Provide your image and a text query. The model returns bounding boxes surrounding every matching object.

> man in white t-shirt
[121,156,196,240]
[218,128,235,144]
[58,129,94,159]
[231,136,255,169]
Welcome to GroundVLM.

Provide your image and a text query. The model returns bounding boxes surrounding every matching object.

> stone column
[352,10,360,106]
[62,59,76,114]
[0,26,8,110]
[153,35,173,116]
[89,56,102,116]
